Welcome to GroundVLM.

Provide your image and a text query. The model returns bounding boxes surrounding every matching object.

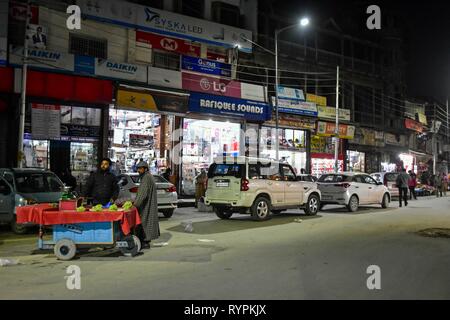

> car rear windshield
[208,163,243,178]
[318,174,353,183]
[385,173,399,181]
[14,172,64,193]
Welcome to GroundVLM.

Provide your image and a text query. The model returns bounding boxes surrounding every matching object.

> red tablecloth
[16,204,141,235]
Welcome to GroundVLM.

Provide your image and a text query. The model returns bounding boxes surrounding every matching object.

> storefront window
[23,139,49,169]
[347,150,365,172]
[71,142,98,189]
[181,118,241,195]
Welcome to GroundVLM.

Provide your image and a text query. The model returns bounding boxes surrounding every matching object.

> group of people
[83,158,160,249]
[396,168,448,207]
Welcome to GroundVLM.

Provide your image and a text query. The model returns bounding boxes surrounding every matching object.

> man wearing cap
[133,161,160,249]
[84,158,119,206]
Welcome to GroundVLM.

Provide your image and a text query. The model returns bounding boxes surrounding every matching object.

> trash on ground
[0,258,20,267]
[294,218,303,223]
[181,221,194,233]
[152,242,169,247]
[197,239,215,243]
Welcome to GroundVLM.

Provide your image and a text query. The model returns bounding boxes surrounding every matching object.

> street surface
[1,195,450,299]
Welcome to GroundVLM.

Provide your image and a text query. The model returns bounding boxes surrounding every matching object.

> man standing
[396,168,410,207]
[195,169,208,208]
[408,170,417,200]
[133,161,160,249]
[434,173,442,197]
[84,158,119,206]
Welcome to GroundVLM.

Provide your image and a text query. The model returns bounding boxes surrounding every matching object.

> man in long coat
[134,161,160,249]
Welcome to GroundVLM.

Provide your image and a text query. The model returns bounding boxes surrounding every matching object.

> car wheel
[347,195,359,212]
[381,193,390,208]
[11,216,28,235]
[214,207,233,220]
[251,196,271,221]
[54,239,77,261]
[162,209,174,218]
[304,194,320,216]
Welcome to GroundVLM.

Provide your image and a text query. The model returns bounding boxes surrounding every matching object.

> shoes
[399,204,402,207]
[405,202,408,206]
[141,242,151,250]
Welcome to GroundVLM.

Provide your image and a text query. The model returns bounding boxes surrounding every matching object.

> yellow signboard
[317,105,351,121]
[306,93,327,106]
[418,113,427,125]
[116,90,157,111]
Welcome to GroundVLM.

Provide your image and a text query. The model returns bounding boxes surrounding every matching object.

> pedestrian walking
[195,169,208,208]
[441,173,448,197]
[395,168,410,207]
[434,173,442,197]
[133,161,160,249]
[83,158,119,206]
[408,170,417,200]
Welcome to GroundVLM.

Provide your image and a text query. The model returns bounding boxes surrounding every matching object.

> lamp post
[274,18,309,160]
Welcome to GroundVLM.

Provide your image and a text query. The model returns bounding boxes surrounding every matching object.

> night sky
[271,0,450,103]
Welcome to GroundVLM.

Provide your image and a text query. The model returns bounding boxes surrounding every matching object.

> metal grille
[153,51,180,71]
[69,34,107,59]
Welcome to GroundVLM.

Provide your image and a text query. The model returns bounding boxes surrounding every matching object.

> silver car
[370,172,400,197]
[317,172,390,212]
[117,173,178,218]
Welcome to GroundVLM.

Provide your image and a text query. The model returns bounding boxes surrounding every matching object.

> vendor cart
[16,204,142,261]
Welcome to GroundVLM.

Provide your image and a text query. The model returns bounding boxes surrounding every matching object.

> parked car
[204,157,321,221]
[317,172,391,212]
[296,174,318,182]
[0,168,65,234]
[117,173,178,218]
[370,172,400,197]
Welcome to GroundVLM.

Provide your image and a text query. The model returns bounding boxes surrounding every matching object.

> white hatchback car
[317,172,390,212]
[205,157,322,221]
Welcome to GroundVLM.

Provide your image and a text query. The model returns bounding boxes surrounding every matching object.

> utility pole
[334,65,340,173]
[17,0,31,168]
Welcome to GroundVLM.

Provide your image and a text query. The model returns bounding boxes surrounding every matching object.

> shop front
[381,133,409,172]
[347,128,385,173]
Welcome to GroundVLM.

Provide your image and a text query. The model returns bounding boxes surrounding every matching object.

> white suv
[204,157,321,221]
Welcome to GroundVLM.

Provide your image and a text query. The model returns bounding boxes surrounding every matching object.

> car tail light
[334,183,351,188]
[241,179,250,191]
[130,187,139,193]
[166,186,177,193]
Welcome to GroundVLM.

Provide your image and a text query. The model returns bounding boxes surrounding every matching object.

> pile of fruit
[76,206,86,212]
[108,204,118,211]
[90,204,103,212]
[122,201,133,210]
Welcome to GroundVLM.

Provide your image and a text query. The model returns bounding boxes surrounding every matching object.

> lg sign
[200,78,226,93]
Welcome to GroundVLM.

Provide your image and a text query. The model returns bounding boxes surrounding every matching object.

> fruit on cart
[90,204,103,212]
[109,204,118,211]
[122,201,133,210]
[76,206,86,212]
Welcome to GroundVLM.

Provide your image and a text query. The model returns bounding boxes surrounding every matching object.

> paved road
[1,196,450,299]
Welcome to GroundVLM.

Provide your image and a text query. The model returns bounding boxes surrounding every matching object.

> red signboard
[9,1,39,24]
[404,118,424,133]
[136,31,200,57]
[182,72,241,98]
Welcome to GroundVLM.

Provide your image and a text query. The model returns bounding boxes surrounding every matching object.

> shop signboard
[385,132,404,146]
[9,47,75,72]
[9,1,39,23]
[96,59,147,83]
[264,114,316,130]
[316,121,355,139]
[240,82,267,103]
[31,103,61,140]
[77,0,252,52]
[182,72,241,98]
[117,89,189,113]
[272,97,318,116]
[188,92,271,121]
[417,113,427,125]
[317,106,351,121]
[277,86,305,100]
[60,124,101,138]
[182,55,231,78]
[136,30,201,56]
[74,55,95,75]
[361,128,376,146]
[129,134,153,147]
[148,66,182,89]
[306,93,327,106]
[26,24,47,50]
[404,118,424,133]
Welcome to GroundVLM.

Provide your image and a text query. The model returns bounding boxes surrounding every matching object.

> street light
[274,18,310,160]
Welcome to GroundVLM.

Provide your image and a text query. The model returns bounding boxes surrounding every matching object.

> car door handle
[355,186,359,188]
[369,187,373,189]
[303,187,308,190]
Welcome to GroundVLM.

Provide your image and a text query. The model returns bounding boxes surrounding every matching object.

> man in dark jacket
[396,168,410,207]
[84,158,119,206]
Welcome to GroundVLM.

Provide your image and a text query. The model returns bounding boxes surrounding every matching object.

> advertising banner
[148,66,182,89]
[27,24,47,50]
[264,114,316,130]
[117,89,188,113]
[272,97,318,116]
[277,86,305,100]
[317,105,351,121]
[417,113,427,125]
[77,0,252,52]
[405,118,424,133]
[74,55,95,75]
[136,30,200,56]
[385,133,405,146]
[182,72,241,98]
[306,93,327,106]
[9,1,39,24]
[31,104,61,140]
[240,82,267,103]
[96,59,147,83]
[9,47,75,71]
[316,121,355,139]
[189,92,271,121]
[182,55,231,78]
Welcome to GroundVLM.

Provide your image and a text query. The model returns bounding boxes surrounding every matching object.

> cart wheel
[54,239,77,261]
[120,235,141,257]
